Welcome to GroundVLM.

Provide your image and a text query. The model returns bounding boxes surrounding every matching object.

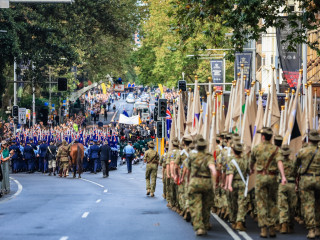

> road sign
[18,108,26,124]
[0,0,9,8]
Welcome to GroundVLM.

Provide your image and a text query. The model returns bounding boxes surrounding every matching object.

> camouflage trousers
[165,176,171,202]
[168,179,178,208]
[300,176,320,229]
[278,182,297,225]
[188,178,214,231]
[230,180,248,223]
[145,163,158,193]
[178,182,185,211]
[162,167,167,198]
[255,174,278,227]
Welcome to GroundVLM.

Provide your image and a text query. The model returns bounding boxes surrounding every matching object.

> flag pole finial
[195,75,198,81]
[241,64,244,68]
[281,105,285,110]
[189,88,192,92]
[208,77,212,82]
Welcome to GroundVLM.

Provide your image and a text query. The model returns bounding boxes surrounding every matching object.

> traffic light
[158,99,167,118]
[154,102,158,121]
[178,80,187,91]
[157,121,163,139]
[58,78,68,91]
[12,105,19,117]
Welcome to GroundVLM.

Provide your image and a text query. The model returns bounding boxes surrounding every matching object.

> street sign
[18,108,26,124]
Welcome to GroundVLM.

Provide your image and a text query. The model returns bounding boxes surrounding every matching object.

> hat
[182,135,193,142]
[232,143,243,152]
[226,133,232,139]
[257,127,273,136]
[1,140,7,145]
[220,132,227,138]
[281,144,291,156]
[172,138,179,146]
[148,141,155,148]
[274,135,283,141]
[309,129,320,141]
[62,140,67,145]
[197,137,207,147]
[216,133,221,138]
[93,139,98,143]
[232,135,241,143]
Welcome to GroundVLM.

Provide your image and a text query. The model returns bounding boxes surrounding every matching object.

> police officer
[9,140,20,173]
[23,141,36,173]
[89,140,100,174]
[39,140,48,173]
[188,137,217,236]
[296,130,320,239]
[250,127,287,238]
[99,141,111,178]
[144,141,159,197]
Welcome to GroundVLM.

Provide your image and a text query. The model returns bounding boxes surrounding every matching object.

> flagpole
[209,112,215,153]
[314,89,317,129]
[279,105,284,136]
[229,80,236,132]
[239,65,244,134]
[241,90,250,143]
[267,67,275,127]
[263,84,271,127]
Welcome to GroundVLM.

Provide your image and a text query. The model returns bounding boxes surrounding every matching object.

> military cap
[233,133,240,137]
[62,140,67,145]
[232,143,243,152]
[197,137,207,147]
[216,133,221,138]
[309,129,320,141]
[226,133,232,139]
[220,132,227,138]
[148,141,155,148]
[232,135,241,142]
[281,144,291,156]
[274,135,283,141]
[171,137,179,146]
[182,135,193,142]
[257,127,273,136]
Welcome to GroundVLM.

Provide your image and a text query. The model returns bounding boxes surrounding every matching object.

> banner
[158,84,164,95]
[118,114,140,125]
[276,18,302,88]
[234,52,252,89]
[210,59,224,90]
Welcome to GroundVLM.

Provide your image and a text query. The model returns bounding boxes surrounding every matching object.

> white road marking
[211,213,241,240]
[0,177,23,203]
[96,199,101,203]
[82,212,90,218]
[104,189,108,193]
[81,178,104,188]
[60,237,69,240]
[238,231,253,240]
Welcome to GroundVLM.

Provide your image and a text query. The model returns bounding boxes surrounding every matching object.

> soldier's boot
[166,203,172,208]
[176,208,181,214]
[274,224,280,232]
[150,192,154,197]
[315,228,320,237]
[48,168,52,176]
[53,168,56,176]
[179,209,184,216]
[63,170,67,177]
[162,194,166,199]
[184,210,191,222]
[220,208,225,218]
[288,224,294,234]
[146,190,150,195]
[269,226,276,238]
[307,228,316,239]
[231,223,236,230]
[260,227,268,238]
[216,208,221,216]
[195,229,207,236]
[205,223,212,231]
[280,223,288,234]
[235,222,246,231]
[223,211,229,220]
[211,207,217,214]
[171,206,177,212]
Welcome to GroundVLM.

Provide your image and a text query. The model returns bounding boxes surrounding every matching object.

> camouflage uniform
[159,152,168,198]
[296,141,320,232]
[277,146,298,229]
[188,150,214,232]
[227,153,249,224]
[251,140,281,228]
[144,144,159,195]
[56,144,69,171]
[166,146,180,209]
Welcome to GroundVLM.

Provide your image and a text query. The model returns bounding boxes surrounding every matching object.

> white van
[133,102,150,122]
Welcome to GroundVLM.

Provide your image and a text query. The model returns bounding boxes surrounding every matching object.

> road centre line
[96,199,101,203]
[82,212,90,218]
[238,231,253,240]
[104,189,108,193]
[81,178,104,188]
[60,237,69,240]
[211,213,241,240]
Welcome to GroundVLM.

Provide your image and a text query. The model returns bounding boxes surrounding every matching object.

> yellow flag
[101,83,107,94]
[158,84,164,95]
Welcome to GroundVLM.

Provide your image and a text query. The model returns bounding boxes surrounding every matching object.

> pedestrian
[89,140,100,174]
[46,141,57,176]
[250,127,287,238]
[296,130,320,239]
[188,137,217,236]
[39,140,48,173]
[144,141,159,197]
[99,141,111,178]
[123,141,135,173]
[1,141,12,194]
[23,141,36,173]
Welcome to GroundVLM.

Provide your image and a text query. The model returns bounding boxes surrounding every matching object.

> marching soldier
[227,142,249,231]
[250,127,287,238]
[277,144,297,234]
[296,130,320,239]
[159,143,169,199]
[144,141,159,197]
[188,137,217,236]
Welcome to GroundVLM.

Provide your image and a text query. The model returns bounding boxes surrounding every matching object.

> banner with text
[234,52,252,90]
[210,59,224,90]
[276,18,302,88]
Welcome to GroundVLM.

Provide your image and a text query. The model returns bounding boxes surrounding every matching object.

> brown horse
[69,143,84,178]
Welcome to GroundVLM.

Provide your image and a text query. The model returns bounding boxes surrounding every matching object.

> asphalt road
[0,160,310,240]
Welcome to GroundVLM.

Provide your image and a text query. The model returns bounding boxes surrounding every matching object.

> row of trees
[0,0,140,112]
[133,0,320,87]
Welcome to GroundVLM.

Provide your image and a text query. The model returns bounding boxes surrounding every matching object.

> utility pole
[49,67,52,124]
[13,60,17,135]
[32,79,36,126]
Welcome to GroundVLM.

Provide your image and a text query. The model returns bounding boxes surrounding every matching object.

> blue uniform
[39,143,48,172]
[123,144,135,173]
[24,145,35,172]
[9,145,21,172]
[88,144,100,173]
